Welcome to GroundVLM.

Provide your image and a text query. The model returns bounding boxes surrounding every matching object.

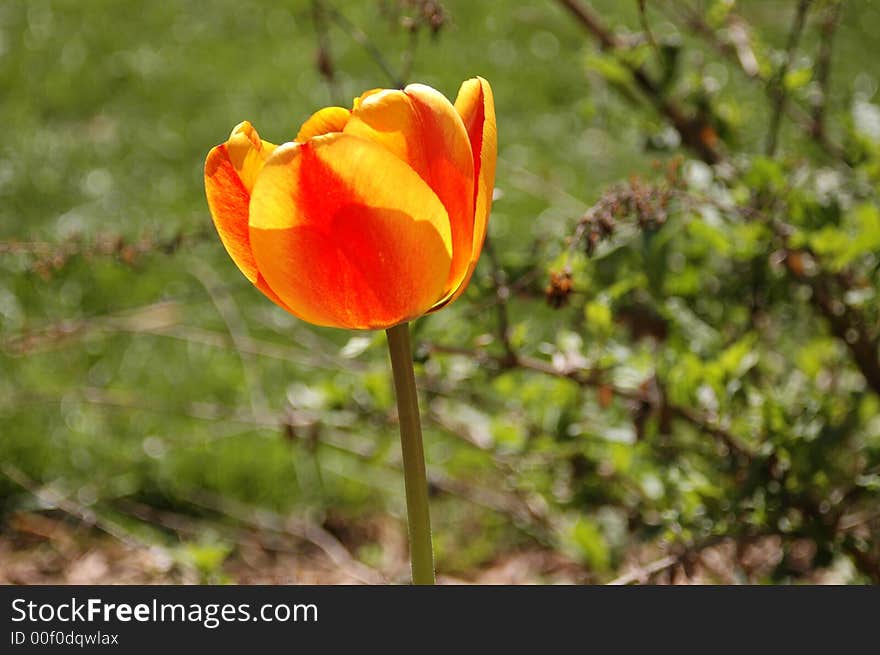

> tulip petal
[352,88,384,109]
[434,76,497,309]
[344,85,475,298]
[296,106,351,143]
[204,122,289,309]
[223,120,278,191]
[249,134,453,330]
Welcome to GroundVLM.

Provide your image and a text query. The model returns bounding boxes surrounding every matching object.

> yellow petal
[344,85,475,299]
[295,106,351,143]
[249,134,453,330]
[352,88,384,110]
[204,123,289,310]
[224,121,277,191]
[434,76,497,309]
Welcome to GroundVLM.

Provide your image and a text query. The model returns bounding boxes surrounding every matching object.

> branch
[606,553,679,585]
[283,407,557,542]
[811,1,842,140]
[608,534,743,585]
[482,236,516,363]
[676,189,880,399]
[636,0,658,52]
[325,3,404,88]
[665,1,848,161]
[2,302,353,371]
[0,228,209,279]
[181,492,388,584]
[782,247,880,396]
[556,0,722,164]
[425,343,755,460]
[311,0,343,105]
[843,542,880,583]
[1,464,144,549]
[766,0,813,156]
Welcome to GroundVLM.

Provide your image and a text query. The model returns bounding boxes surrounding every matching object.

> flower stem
[385,322,435,585]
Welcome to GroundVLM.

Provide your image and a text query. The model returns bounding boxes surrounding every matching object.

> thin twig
[325,2,404,88]
[183,492,387,584]
[5,384,556,545]
[425,343,755,459]
[811,1,842,139]
[661,0,848,161]
[780,245,880,397]
[8,387,277,428]
[0,228,210,278]
[2,300,355,371]
[608,535,758,585]
[557,0,723,164]
[1,464,144,549]
[284,402,558,542]
[311,0,344,105]
[483,237,516,363]
[607,554,680,585]
[399,23,419,85]
[636,0,658,52]
[499,155,591,213]
[766,0,813,156]
[189,260,268,416]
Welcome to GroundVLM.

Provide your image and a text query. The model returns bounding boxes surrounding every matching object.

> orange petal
[204,122,288,309]
[434,76,497,309]
[343,85,475,298]
[295,106,351,143]
[248,134,453,330]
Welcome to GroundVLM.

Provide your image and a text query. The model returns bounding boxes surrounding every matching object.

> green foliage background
[1,0,879,582]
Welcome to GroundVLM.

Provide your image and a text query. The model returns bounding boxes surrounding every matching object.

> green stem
[386,322,435,585]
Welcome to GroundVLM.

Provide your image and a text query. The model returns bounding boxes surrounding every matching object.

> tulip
[204,78,496,585]
[204,77,496,330]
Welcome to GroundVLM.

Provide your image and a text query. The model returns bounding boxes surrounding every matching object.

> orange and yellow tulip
[204,77,496,330]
